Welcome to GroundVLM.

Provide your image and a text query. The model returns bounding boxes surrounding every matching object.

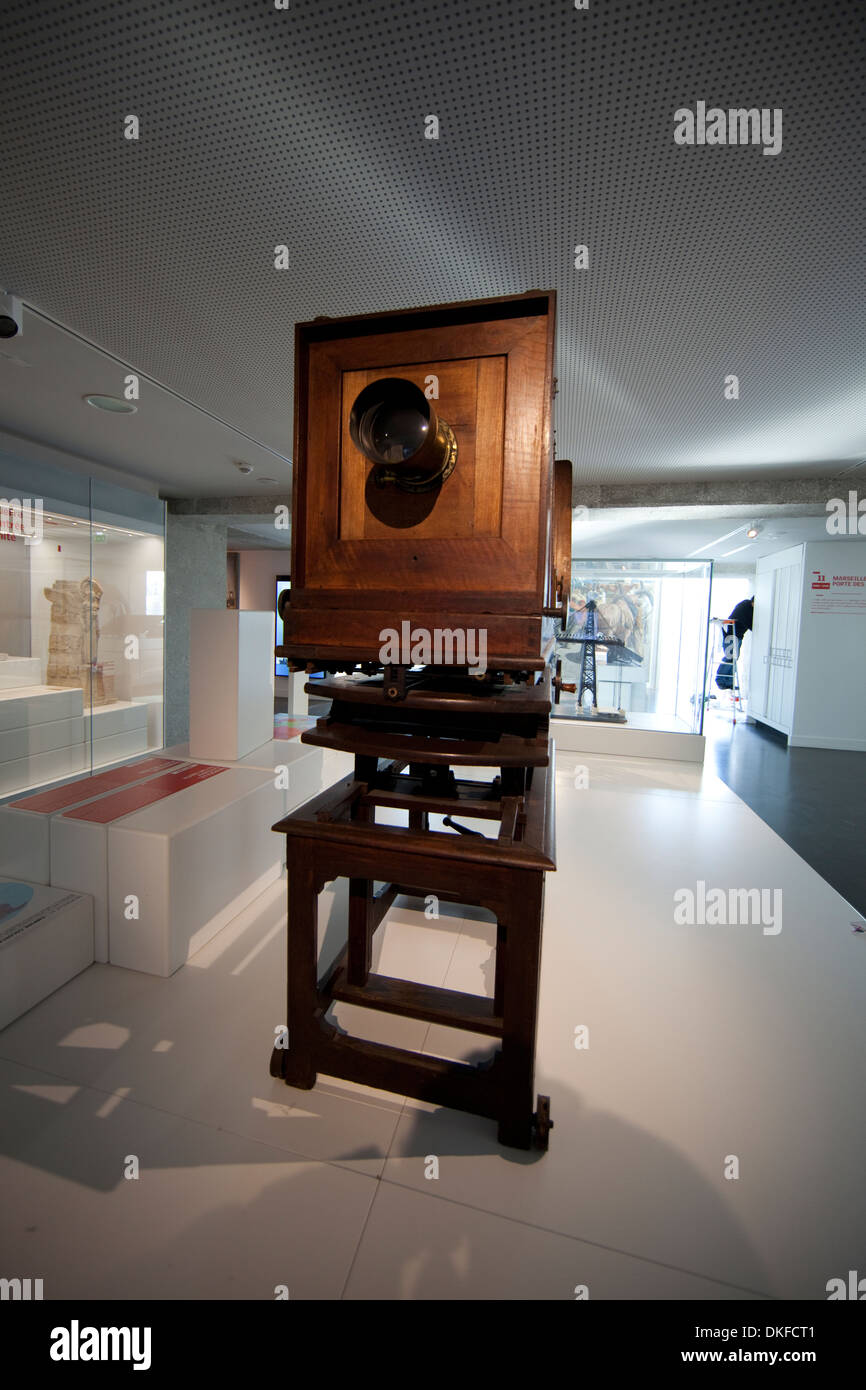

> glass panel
[0,494,92,796]
[555,558,713,734]
[89,480,165,768]
[0,457,165,799]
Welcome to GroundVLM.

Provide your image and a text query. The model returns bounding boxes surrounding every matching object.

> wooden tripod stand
[269,669,556,1150]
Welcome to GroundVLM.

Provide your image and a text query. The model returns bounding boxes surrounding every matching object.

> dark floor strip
[705,714,866,920]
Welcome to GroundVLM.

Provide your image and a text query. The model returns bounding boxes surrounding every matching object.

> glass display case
[0,454,165,798]
[555,558,713,734]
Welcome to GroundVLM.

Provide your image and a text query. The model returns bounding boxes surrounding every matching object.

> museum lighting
[349,376,456,492]
[0,291,23,338]
[746,523,763,538]
[84,394,137,414]
[40,509,153,539]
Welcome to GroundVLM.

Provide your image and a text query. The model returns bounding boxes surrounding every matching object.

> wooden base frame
[269,752,556,1150]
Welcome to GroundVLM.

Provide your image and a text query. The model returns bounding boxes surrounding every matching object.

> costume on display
[43,577,115,705]
[269,291,572,1149]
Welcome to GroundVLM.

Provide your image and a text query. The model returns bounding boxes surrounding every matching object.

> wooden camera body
[281,290,570,673]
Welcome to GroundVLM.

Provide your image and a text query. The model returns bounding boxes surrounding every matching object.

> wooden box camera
[282,290,570,672]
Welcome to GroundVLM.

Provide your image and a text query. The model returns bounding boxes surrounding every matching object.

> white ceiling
[0,307,289,498]
[570,506,833,563]
[0,0,863,499]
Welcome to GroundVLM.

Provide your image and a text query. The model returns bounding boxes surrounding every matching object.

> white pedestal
[551,717,706,763]
[0,657,42,690]
[0,685,83,729]
[163,736,325,816]
[0,882,94,1031]
[189,610,275,761]
[132,695,165,748]
[50,763,222,965]
[86,700,149,766]
[106,766,284,977]
[287,670,310,716]
[0,754,183,914]
[0,685,88,796]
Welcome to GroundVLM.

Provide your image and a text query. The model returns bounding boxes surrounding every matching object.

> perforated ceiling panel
[0,0,863,492]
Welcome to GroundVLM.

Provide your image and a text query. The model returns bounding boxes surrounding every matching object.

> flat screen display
[275,576,290,677]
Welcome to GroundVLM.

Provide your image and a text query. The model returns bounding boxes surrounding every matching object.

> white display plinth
[0,742,89,798]
[0,685,88,796]
[0,712,84,763]
[106,766,284,977]
[0,882,94,1030]
[552,717,706,763]
[87,700,149,765]
[163,735,325,815]
[287,670,310,716]
[0,756,182,886]
[0,657,42,690]
[0,691,150,796]
[189,610,275,762]
[0,685,83,728]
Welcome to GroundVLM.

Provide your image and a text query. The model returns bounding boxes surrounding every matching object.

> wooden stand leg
[497,873,545,1149]
[276,846,319,1090]
[493,919,507,1017]
[347,876,374,986]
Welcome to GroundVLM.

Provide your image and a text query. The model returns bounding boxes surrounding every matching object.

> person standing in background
[715,596,754,691]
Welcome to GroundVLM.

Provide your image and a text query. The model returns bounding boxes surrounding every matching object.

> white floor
[0,746,863,1300]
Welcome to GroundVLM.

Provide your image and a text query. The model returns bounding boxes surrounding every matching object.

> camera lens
[366,403,428,463]
[351,379,431,466]
[0,315,20,338]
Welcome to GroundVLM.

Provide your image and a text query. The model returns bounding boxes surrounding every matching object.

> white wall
[236,549,289,613]
[792,540,866,749]
[751,539,866,750]
[234,549,290,700]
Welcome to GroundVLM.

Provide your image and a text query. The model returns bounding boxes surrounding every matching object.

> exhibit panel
[554,559,712,733]
[750,540,866,750]
[0,457,165,797]
[749,545,802,731]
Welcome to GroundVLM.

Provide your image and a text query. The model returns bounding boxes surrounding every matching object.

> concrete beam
[572,476,859,510]
[167,495,289,522]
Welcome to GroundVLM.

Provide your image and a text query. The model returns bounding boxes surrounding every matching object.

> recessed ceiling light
[84,394,138,414]
[257,476,277,484]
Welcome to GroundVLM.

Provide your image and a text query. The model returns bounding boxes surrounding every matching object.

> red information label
[10,757,183,814]
[62,763,227,824]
